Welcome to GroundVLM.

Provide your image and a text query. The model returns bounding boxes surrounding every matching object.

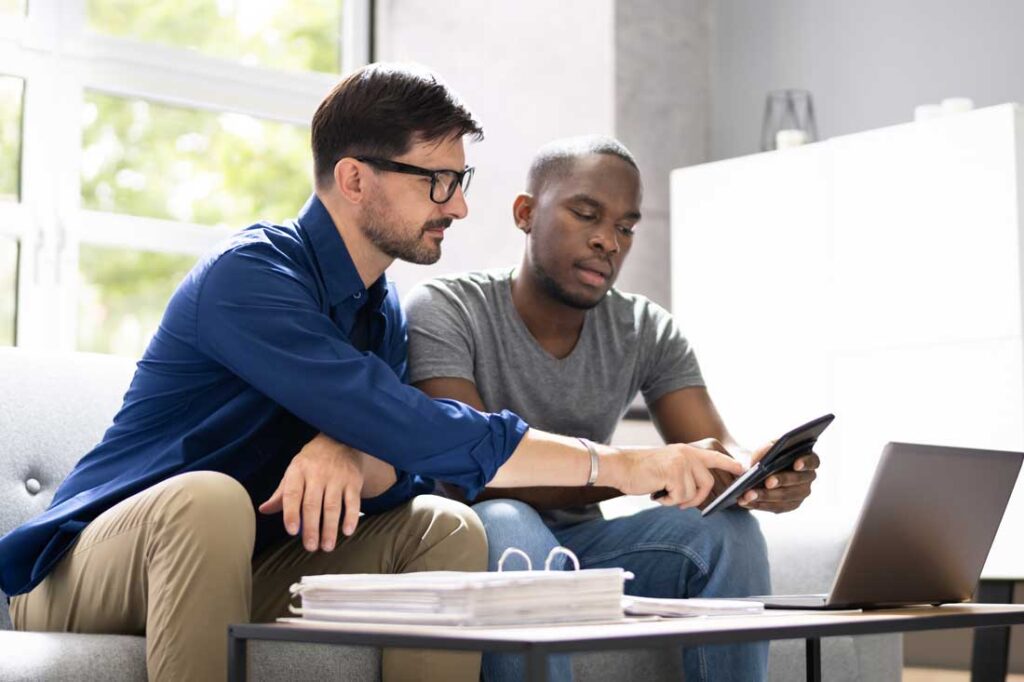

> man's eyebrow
[566,194,602,209]
[566,193,642,222]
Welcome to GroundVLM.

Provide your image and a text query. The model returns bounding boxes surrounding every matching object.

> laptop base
[754,594,951,610]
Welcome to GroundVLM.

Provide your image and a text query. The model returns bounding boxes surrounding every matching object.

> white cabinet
[670,104,1024,578]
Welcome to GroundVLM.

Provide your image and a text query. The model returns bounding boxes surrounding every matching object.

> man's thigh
[251,494,485,622]
[552,506,769,598]
[11,471,255,633]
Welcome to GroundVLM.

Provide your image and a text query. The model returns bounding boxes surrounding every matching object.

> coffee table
[228,603,1024,682]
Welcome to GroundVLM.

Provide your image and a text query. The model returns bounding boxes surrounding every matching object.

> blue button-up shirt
[0,194,527,597]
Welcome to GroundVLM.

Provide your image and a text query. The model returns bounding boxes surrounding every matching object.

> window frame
[0,0,369,352]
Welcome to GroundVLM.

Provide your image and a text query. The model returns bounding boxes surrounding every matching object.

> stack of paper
[623,596,764,618]
[289,568,632,626]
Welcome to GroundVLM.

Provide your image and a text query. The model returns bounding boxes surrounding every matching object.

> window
[0,1,26,18]
[82,92,312,227]
[77,245,196,355]
[0,75,23,201]
[2,2,368,356]
[0,75,23,347]
[86,0,344,73]
[0,237,16,346]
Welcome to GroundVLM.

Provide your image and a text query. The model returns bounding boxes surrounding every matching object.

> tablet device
[698,413,834,516]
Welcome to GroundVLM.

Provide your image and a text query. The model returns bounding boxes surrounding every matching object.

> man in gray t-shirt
[406,268,704,528]
[405,136,820,682]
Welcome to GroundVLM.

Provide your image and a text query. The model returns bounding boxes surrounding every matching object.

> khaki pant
[11,471,487,681]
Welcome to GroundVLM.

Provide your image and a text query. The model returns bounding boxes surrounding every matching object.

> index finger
[700,449,746,477]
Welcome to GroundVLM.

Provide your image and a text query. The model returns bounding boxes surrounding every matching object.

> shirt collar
[297,193,388,307]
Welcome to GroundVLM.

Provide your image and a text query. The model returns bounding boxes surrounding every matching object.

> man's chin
[558,287,606,310]
[399,245,442,266]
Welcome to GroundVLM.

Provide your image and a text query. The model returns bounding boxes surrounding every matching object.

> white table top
[260,603,1024,647]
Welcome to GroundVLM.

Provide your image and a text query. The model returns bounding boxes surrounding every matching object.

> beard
[530,259,605,310]
[360,196,449,265]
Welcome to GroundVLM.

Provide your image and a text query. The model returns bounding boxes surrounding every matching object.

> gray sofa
[0,348,901,680]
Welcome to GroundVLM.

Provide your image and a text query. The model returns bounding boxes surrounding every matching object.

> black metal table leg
[806,637,822,682]
[228,627,247,682]
[971,579,1015,682]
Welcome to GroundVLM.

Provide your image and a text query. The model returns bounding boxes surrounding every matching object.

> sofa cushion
[0,631,146,681]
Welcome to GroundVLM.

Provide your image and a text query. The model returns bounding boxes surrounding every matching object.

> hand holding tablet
[648,413,832,513]
[700,414,834,516]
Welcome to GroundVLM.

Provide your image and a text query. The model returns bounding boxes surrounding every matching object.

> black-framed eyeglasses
[355,156,475,204]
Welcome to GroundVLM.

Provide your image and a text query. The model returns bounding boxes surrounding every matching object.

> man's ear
[512,193,534,234]
[334,158,367,204]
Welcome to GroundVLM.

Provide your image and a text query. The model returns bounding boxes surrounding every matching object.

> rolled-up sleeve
[195,246,527,498]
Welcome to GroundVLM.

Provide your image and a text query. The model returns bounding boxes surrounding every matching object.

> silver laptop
[760,442,1023,610]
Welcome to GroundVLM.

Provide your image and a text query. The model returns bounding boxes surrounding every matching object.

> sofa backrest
[0,348,136,627]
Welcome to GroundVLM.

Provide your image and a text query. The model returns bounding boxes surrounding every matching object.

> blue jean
[474,500,771,682]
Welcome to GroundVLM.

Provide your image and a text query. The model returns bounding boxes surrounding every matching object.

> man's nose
[442,184,469,220]
[589,224,620,254]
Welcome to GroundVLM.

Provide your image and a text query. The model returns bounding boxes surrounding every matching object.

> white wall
[712,0,1024,161]
[376,0,711,308]
[376,0,1024,299]
[376,0,616,300]
[615,0,711,307]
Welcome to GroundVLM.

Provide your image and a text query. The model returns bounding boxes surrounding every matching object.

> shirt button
[353,292,362,299]
[25,478,41,495]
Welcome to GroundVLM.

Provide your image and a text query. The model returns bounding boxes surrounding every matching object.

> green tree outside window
[87,0,343,73]
[0,75,24,202]
[73,3,340,357]
[81,92,312,227]
[0,1,26,17]
[77,93,315,356]
[0,238,17,347]
[77,245,197,356]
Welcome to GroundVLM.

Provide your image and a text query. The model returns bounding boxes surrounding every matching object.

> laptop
[759,442,1023,610]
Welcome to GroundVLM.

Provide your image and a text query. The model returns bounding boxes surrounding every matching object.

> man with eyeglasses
[1,67,746,682]
[405,136,821,682]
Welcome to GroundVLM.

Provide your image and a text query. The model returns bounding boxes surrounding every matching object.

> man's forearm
[360,453,397,498]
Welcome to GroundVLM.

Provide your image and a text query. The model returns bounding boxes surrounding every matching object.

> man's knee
[407,495,488,571]
[472,498,543,528]
[700,509,771,591]
[150,471,255,550]
[647,505,766,556]
[716,509,768,557]
[641,505,769,585]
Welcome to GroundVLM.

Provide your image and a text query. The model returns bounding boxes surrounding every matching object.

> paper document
[623,596,764,618]
[290,567,633,627]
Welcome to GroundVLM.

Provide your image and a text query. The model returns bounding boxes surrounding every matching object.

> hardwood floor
[903,668,1024,681]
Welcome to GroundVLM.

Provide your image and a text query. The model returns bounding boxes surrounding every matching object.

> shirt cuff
[359,470,433,515]
[461,413,530,501]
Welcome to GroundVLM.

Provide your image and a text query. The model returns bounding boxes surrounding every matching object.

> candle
[775,129,808,150]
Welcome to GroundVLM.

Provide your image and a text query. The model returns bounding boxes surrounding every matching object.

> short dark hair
[527,136,638,194]
[312,63,483,188]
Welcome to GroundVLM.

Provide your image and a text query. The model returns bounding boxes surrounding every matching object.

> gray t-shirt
[404,268,704,525]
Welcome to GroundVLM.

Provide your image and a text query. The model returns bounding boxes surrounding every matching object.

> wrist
[595,446,625,489]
